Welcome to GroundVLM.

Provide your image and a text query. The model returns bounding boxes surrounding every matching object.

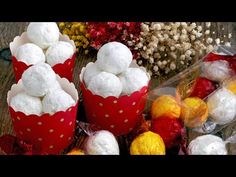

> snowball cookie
[22,63,59,97]
[207,88,236,125]
[119,68,149,95]
[46,41,74,66]
[83,62,102,87]
[96,41,132,75]
[10,92,43,115]
[88,72,122,98]
[201,60,231,82]
[27,22,60,49]
[188,134,227,155]
[85,130,120,155]
[42,89,75,114]
[15,43,45,65]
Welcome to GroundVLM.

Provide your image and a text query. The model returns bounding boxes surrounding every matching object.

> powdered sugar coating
[119,67,149,95]
[10,92,43,115]
[42,89,75,114]
[201,60,231,82]
[22,63,59,97]
[88,71,122,98]
[16,43,45,65]
[83,62,102,87]
[85,130,120,155]
[46,41,74,66]
[207,88,236,125]
[188,134,227,155]
[96,42,132,75]
[27,22,60,49]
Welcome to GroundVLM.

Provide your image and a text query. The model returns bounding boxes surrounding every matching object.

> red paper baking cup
[79,62,150,136]
[10,32,77,82]
[7,76,79,154]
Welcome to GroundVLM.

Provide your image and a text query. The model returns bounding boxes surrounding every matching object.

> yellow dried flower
[58,22,90,54]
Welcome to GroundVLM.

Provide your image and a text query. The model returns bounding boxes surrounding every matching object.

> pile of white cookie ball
[10,63,75,115]
[83,41,149,98]
[15,22,74,67]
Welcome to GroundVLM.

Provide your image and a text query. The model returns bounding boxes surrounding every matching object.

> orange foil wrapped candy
[67,148,85,155]
[181,97,208,128]
[130,131,165,155]
[151,95,181,119]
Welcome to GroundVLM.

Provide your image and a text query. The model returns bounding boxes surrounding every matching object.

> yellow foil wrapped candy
[130,131,165,155]
[181,97,208,128]
[151,95,181,119]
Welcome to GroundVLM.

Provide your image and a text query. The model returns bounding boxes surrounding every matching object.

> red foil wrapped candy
[151,116,185,150]
[190,77,217,99]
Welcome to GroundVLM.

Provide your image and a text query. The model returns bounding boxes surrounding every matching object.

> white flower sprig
[132,22,232,77]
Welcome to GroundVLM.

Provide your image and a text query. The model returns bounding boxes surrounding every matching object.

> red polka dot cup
[79,62,150,136]
[7,75,79,154]
[10,32,77,82]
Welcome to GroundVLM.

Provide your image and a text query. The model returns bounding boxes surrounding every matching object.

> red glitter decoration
[190,77,217,99]
[86,22,141,59]
[0,134,37,155]
[151,116,185,149]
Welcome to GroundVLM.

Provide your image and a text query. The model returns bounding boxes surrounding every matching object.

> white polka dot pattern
[37,122,42,125]
[110,125,115,129]
[49,129,54,133]
[119,110,123,114]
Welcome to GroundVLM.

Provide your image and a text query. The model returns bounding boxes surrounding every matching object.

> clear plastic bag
[146,45,236,136]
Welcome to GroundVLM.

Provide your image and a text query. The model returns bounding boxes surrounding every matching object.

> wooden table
[1,22,236,154]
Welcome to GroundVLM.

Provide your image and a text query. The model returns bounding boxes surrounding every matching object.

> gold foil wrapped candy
[151,95,181,119]
[181,97,208,128]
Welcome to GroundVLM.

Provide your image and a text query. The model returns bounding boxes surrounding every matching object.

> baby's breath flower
[205,30,210,35]
[206,22,211,28]
[206,37,213,44]
[225,42,231,47]
[215,38,220,45]
[134,22,231,78]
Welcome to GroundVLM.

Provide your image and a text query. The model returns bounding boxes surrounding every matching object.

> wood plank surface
[1,22,236,154]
